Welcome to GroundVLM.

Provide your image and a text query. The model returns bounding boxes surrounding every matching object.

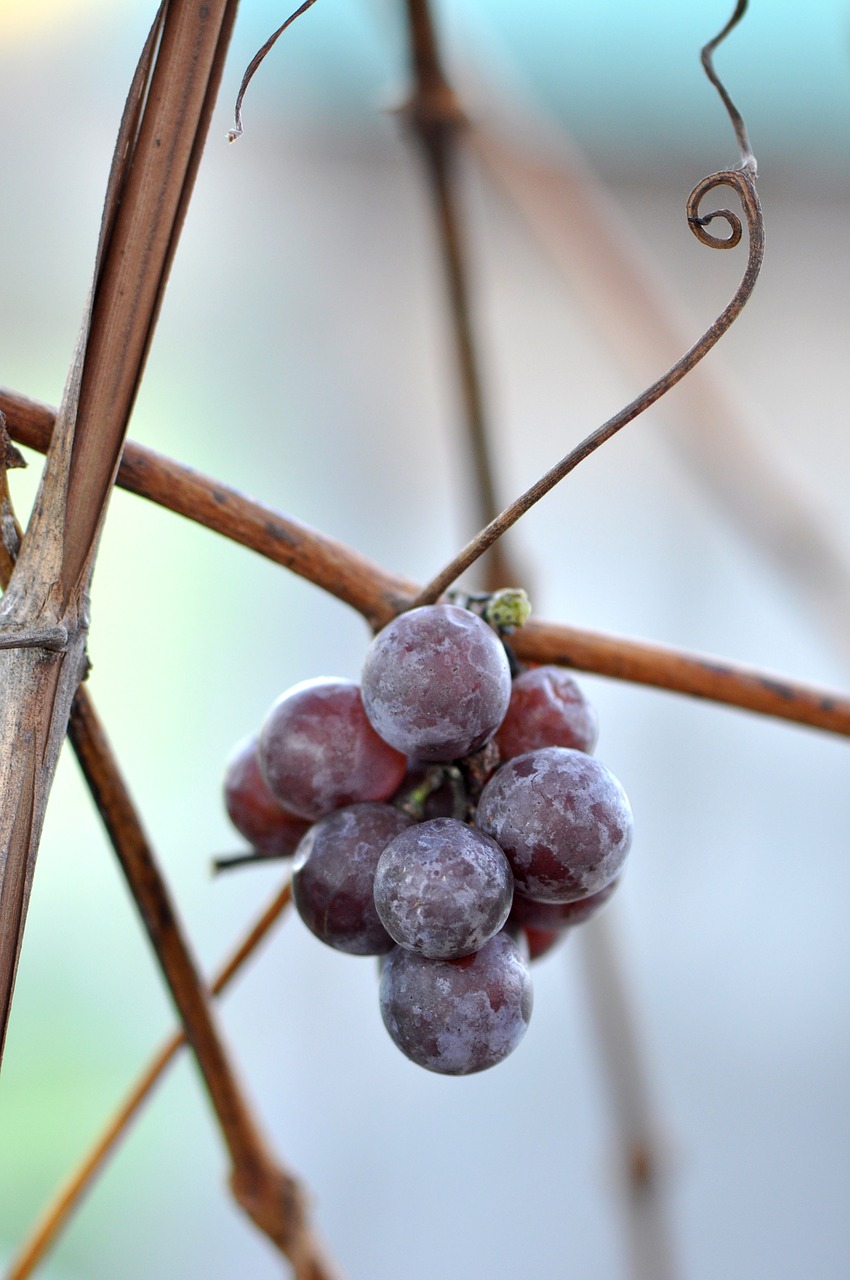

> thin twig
[228,0,320,142]
[4,881,294,1280]
[399,0,516,592]
[701,0,756,172]
[66,689,338,1279]
[3,388,850,739]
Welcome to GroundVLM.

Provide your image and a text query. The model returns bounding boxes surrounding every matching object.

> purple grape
[523,926,569,962]
[292,803,414,955]
[373,818,513,959]
[379,931,533,1074]
[476,747,633,902]
[258,678,407,821]
[509,877,620,930]
[223,735,311,856]
[496,666,599,759]
[361,604,511,762]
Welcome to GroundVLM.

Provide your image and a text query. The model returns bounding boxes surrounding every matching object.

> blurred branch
[5,880,294,1280]
[3,388,849,739]
[398,0,517,591]
[578,913,679,1280]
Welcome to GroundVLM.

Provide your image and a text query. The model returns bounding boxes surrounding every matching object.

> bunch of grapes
[222,599,633,1075]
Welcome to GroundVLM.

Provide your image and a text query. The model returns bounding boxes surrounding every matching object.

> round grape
[476,747,633,902]
[523,926,569,962]
[292,803,413,955]
[361,604,511,762]
[223,735,311,856]
[379,931,533,1075]
[509,877,620,930]
[374,818,513,959]
[496,665,599,759]
[258,678,407,821]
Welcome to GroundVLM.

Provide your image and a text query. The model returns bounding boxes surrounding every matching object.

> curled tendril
[686,169,762,278]
[687,174,746,249]
[409,167,764,608]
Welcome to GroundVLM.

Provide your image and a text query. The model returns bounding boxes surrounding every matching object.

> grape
[523,926,569,962]
[379,931,533,1074]
[292,803,413,955]
[509,877,619,930]
[373,818,513,959]
[476,747,633,902]
[496,666,598,759]
[258,678,407,821]
[361,604,511,762]
[223,735,311,856]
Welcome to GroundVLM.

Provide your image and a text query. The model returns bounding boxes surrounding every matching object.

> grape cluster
[222,600,633,1075]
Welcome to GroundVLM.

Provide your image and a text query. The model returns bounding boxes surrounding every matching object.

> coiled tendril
[411,2,765,610]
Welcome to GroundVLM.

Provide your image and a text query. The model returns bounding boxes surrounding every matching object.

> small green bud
[483,588,531,633]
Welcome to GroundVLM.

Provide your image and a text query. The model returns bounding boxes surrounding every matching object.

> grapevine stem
[3,388,850,740]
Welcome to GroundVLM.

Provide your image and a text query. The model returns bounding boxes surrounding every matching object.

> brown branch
[5,880,294,1280]
[3,387,850,740]
[66,688,338,1280]
[0,387,415,633]
[516,618,850,737]
[399,0,515,592]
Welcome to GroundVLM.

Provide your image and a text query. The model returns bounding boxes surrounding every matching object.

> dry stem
[399,0,515,591]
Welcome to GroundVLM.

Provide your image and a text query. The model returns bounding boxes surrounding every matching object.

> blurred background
[0,1,849,1277]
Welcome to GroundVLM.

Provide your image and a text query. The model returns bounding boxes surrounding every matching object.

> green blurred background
[1,2,849,1277]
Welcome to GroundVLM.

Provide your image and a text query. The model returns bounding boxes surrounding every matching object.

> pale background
[0,2,849,1278]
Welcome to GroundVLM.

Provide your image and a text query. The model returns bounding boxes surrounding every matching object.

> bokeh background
[1,2,849,1278]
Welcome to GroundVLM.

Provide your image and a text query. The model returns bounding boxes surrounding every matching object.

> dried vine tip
[483,588,532,633]
[701,0,757,173]
[227,0,320,143]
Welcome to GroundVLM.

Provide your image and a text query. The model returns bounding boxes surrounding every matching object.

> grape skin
[223,735,311,856]
[373,818,513,959]
[509,877,619,930]
[292,803,413,955]
[258,678,407,821]
[496,666,599,759]
[379,931,533,1075]
[476,747,633,902]
[361,604,511,762]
